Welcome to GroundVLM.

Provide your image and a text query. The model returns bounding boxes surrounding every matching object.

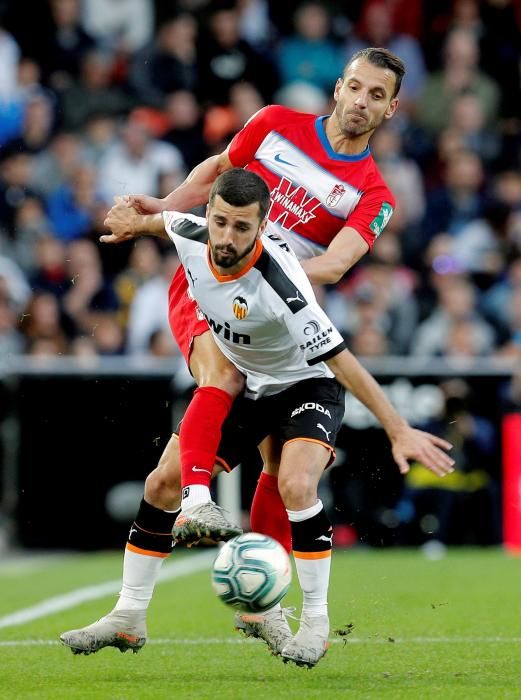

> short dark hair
[344,47,406,98]
[209,168,271,220]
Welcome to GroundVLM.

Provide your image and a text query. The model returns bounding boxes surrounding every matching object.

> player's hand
[101,196,139,244]
[390,426,454,477]
[127,193,166,215]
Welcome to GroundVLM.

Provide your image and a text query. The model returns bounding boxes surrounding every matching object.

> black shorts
[216,377,345,471]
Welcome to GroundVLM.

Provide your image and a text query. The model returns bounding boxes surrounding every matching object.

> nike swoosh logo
[192,466,212,474]
[274,153,296,167]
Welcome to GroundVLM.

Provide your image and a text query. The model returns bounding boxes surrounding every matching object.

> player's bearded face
[208,197,264,271]
[211,236,258,268]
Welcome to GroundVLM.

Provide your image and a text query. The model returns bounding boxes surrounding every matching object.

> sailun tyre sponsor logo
[304,320,321,336]
[232,296,248,320]
[300,326,334,352]
[369,202,394,236]
[291,402,332,419]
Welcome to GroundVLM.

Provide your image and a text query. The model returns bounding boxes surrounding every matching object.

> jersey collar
[315,116,371,162]
[208,238,264,282]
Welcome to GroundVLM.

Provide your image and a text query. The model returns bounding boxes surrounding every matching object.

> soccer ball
[211,532,292,613]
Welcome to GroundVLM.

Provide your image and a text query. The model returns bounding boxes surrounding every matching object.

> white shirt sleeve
[284,302,346,365]
[261,245,346,365]
[162,211,207,265]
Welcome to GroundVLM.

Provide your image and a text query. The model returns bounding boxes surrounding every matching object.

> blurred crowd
[0,0,521,364]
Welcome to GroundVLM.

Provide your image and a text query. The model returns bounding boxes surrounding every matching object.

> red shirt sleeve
[228,105,295,166]
[346,185,396,251]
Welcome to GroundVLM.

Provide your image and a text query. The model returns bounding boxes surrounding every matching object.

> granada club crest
[326,183,346,207]
[232,296,248,320]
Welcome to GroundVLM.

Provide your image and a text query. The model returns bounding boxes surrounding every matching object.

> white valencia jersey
[163,211,346,398]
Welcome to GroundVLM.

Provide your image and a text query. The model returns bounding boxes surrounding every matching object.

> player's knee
[277,471,316,510]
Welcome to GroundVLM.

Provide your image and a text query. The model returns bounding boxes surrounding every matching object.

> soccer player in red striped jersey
[139,48,405,551]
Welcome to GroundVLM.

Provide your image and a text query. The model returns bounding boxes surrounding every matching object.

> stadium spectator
[197,5,278,104]
[61,238,119,336]
[31,131,85,197]
[482,256,521,333]
[28,235,68,298]
[5,197,51,273]
[126,251,180,356]
[0,150,40,232]
[98,115,185,203]
[59,49,133,130]
[327,235,419,354]
[80,114,117,167]
[452,200,513,279]
[30,0,95,89]
[89,312,125,356]
[422,149,485,243]
[447,93,501,166]
[46,164,103,242]
[415,28,500,137]
[114,237,163,327]
[147,327,179,358]
[410,275,496,356]
[350,322,390,357]
[276,3,343,93]
[370,125,425,228]
[161,91,209,171]
[203,82,266,149]
[20,290,69,353]
[2,91,55,155]
[81,0,154,55]
[128,14,199,109]
[237,0,273,52]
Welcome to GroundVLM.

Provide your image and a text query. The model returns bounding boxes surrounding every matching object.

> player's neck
[323,115,372,156]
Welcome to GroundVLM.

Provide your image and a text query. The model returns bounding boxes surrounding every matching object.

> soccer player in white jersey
[61,169,454,667]
[61,47,418,661]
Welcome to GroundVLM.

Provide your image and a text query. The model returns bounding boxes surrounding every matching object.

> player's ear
[385,97,399,120]
[205,203,210,222]
[258,218,267,237]
[333,78,343,102]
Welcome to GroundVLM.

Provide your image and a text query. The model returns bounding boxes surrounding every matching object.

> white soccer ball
[211,532,292,612]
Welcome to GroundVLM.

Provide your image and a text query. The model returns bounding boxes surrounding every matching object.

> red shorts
[168,265,209,366]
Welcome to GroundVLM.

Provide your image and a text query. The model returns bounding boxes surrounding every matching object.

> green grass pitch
[0,548,520,699]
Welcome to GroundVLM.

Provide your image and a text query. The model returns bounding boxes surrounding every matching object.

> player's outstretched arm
[101,199,168,244]
[300,226,370,285]
[128,151,234,215]
[326,349,455,477]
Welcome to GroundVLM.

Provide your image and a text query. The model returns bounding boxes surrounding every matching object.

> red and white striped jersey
[228,105,395,259]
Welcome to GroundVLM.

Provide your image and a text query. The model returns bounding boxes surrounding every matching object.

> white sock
[115,548,167,611]
[287,501,331,619]
[181,484,211,510]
